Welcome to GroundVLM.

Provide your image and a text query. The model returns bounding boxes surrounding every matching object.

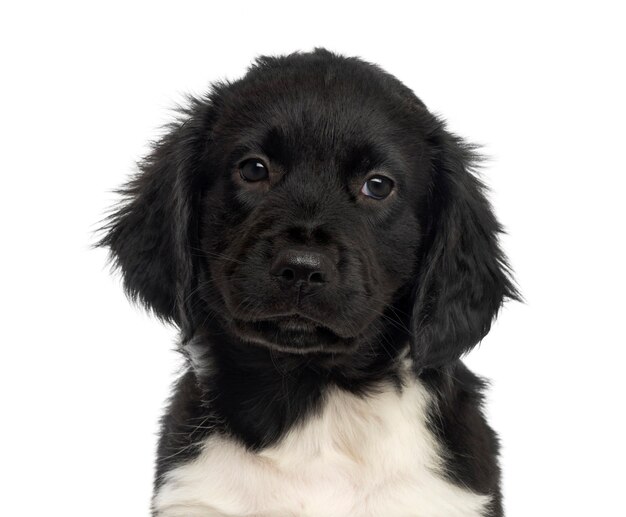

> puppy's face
[201,73,428,354]
[102,50,517,369]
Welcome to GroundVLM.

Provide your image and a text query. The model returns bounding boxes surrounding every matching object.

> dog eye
[239,158,269,182]
[360,176,394,200]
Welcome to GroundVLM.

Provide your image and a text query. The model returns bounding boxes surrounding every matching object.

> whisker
[188,247,246,265]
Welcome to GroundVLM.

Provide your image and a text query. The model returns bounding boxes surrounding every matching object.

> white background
[1,1,624,516]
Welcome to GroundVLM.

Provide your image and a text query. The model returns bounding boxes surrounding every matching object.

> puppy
[100,49,518,517]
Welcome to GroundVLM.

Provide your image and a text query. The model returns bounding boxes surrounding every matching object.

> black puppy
[101,49,518,517]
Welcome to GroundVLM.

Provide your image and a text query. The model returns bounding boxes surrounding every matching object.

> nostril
[270,248,335,288]
[280,267,296,282]
[308,271,325,284]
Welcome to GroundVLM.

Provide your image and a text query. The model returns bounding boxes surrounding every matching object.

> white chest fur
[153,374,489,517]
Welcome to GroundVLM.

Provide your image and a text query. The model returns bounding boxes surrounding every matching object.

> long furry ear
[411,122,520,370]
[98,98,213,336]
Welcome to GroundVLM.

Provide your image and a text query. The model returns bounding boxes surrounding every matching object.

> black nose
[270,249,335,288]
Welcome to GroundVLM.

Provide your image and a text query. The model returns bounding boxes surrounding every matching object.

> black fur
[100,48,518,516]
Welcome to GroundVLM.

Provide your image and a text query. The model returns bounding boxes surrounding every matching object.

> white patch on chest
[153,369,490,517]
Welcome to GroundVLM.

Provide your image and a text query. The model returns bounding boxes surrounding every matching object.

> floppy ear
[98,99,213,336]
[411,122,520,370]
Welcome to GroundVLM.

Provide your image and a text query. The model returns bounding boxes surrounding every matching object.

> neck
[185,325,409,450]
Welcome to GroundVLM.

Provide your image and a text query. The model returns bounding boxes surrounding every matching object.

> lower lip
[232,317,350,353]
[270,316,317,331]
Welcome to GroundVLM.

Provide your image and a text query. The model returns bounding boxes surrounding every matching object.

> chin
[99,48,519,517]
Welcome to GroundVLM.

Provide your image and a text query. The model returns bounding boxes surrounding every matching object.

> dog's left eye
[239,158,269,182]
[360,175,394,200]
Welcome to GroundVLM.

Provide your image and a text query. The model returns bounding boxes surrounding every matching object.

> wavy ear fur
[411,122,520,370]
[98,98,213,336]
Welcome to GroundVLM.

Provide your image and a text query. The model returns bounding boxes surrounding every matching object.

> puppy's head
[100,49,518,370]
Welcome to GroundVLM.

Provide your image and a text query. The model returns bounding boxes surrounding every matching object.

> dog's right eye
[239,158,269,182]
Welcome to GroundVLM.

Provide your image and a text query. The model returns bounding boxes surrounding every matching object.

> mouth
[231,314,355,354]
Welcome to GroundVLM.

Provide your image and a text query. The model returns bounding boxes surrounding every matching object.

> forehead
[212,65,423,173]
